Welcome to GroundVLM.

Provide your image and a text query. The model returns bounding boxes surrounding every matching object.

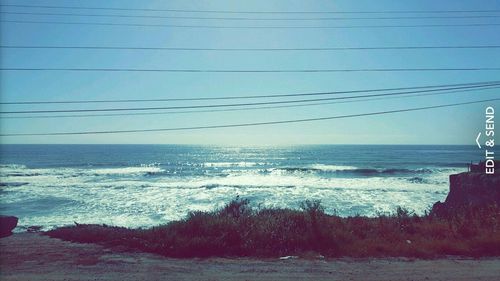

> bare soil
[1,233,500,281]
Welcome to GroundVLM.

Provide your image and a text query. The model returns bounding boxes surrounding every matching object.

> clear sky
[0,0,499,145]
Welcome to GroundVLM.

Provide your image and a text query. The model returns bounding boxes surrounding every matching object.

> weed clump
[46,199,500,258]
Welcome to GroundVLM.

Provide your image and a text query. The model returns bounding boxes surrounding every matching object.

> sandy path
[1,233,500,281]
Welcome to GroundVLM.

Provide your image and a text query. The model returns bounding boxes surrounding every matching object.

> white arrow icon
[476,132,482,149]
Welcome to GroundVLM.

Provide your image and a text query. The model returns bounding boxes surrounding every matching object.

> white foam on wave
[90,166,165,175]
[0,164,165,179]
[424,167,467,183]
[0,164,27,169]
[308,164,358,171]
[0,162,457,229]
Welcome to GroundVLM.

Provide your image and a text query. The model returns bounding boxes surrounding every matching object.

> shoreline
[2,232,500,281]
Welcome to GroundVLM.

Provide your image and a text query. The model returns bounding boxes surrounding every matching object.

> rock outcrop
[432,161,500,217]
[0,216,18,238]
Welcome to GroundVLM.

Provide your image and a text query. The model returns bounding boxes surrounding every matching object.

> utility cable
[1,80,498,105]
[2,67,500,73]
[1,98,498,136]
[1,83,498,114]
[4,11,500,20]
[1,4,500,14]
[2,85,498,119]
[3,19,500,29]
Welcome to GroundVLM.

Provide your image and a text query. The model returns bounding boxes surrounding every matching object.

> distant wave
[0,162,464,185]
[4,172,42,177]
[308,164,358,171]
[0,164,165,178]
[0,164,27,169]
[352,168,434,175]
[90,166,165,175]
[0,182,29,187]
[200,183,222,189]
[199,183,296,190]
[272,166,435,176]
[406,177,430,184]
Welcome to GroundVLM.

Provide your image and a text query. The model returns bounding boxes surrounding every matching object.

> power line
[1,4,500,14]
[2,67,500,73]
[3,45,500,52]
[2,84,498,114]
[3,85,498,119]
[1,80,498,105]
[3,19,500,29]
[2,98,498,136]
[4,11,500,20]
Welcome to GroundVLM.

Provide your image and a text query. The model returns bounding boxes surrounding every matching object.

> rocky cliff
[432,161,500,216]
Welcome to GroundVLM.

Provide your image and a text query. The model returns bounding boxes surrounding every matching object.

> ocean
[0,144,486,230]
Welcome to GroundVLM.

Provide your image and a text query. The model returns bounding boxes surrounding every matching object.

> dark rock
[431,165,500,217]
[445,172,500,208]
[27,225,43,233]
[0,215,18,238]
[431,201,449,218]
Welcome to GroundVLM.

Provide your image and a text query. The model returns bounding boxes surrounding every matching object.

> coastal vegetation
[46,197,500,258]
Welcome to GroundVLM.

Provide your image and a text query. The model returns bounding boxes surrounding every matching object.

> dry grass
[46,198,500,258]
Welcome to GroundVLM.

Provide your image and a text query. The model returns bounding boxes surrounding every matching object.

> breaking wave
[272,166,437,176]
[0,159,466,230]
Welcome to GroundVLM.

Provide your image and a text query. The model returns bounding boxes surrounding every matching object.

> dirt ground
[1,233,500,281]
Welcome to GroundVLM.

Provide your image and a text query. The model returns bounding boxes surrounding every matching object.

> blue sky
[1,0,499,145]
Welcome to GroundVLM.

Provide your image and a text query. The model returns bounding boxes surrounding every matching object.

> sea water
[0,145,486,230]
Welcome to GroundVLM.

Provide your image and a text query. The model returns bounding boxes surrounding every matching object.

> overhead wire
[2,67,500,73]
[1,80,498,105]
[2,85,498,119]
[4,11,500,20]
[2,83,498,114]
[3,19,500,29]
[2,4,499,137]
[2,98,498,136]
[2,80,498,105]
[1,4,500,14]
